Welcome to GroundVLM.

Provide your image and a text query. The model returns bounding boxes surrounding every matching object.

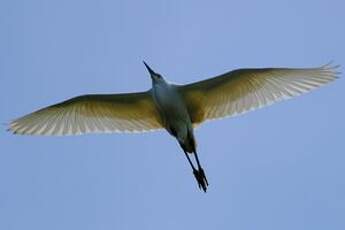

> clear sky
[1,0,344,229]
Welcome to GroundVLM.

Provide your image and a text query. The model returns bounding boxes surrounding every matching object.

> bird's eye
[156,74,162,79]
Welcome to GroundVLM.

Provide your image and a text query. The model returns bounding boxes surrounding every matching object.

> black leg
[183,150,196,171]
[193,151,209,191]
[183,150,203,190]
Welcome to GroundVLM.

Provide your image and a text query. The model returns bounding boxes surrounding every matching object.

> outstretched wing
[179,63,339,125]
[9,91,163,135]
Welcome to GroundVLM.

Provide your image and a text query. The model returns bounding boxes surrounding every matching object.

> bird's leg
[183,150,202,190]
[193,150,209,191]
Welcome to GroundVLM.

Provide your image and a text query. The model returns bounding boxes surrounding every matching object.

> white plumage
[8,62,340,192]
[10,63,339,136]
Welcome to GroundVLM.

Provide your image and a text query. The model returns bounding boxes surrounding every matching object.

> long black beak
[143,61,156,76]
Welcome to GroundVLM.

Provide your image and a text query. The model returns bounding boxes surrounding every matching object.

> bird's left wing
[9,91,163,135]
[178,63,339,126]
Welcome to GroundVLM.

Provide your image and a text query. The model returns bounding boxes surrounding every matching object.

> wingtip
[321,61,341,70]
[322,60,334,68]
[2,122,12,133]
[6,126,16,135]
[320,61,341,79]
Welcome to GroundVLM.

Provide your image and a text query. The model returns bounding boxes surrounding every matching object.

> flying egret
[8,62,340,192]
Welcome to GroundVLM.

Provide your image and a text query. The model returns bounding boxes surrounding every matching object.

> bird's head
[143,61,165,84]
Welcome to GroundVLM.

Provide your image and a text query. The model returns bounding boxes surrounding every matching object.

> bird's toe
[193,169,208,192]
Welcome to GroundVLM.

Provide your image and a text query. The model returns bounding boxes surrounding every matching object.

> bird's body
[145,63,209,189]
[152,80,193,151]
[8,61,340,192]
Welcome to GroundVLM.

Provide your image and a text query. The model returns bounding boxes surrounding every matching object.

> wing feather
[179,63,339,125]
[9,91,162,135]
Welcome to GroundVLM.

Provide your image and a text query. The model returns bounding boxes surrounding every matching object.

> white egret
[9,62,340,192]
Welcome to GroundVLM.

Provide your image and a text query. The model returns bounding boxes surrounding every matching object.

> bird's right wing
[178,63,339,126]
[9,91,163,135]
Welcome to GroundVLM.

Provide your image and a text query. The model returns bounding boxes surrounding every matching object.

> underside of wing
[179,63,340,125]
[9,91,163,136]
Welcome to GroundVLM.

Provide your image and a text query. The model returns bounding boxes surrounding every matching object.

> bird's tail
[179,129,197,154]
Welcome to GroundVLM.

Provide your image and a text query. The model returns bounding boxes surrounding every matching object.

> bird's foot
[198,167,209,186]
[193,168,209,192]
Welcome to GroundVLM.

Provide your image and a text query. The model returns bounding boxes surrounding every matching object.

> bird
[8,61,340,192]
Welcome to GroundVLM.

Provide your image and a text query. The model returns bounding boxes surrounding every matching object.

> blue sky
[1,0,344,229]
